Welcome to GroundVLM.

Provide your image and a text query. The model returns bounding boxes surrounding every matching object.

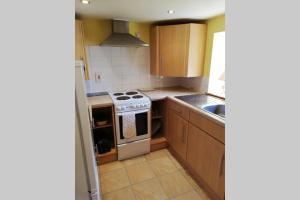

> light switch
[95,72,101,82]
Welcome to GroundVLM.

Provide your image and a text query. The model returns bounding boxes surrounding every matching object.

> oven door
[115,109,151,144]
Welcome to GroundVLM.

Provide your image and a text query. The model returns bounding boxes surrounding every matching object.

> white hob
[109,90,151,113]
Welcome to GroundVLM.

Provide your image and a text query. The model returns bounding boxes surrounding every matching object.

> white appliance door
[115,109,151,144]
[75,61,101,200]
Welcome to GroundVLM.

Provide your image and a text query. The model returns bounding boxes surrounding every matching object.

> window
[208,31,225,98]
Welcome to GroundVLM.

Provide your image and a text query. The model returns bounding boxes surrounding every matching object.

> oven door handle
[116,109,150,116]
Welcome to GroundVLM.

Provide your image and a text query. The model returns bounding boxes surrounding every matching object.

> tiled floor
[98,148,210,200]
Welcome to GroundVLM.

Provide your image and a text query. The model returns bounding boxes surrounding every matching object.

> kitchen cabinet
[89,105,117,165]
[75,19,90,80]
[167,109,188,160]
[150,23,206,77]
[166,98,225,200]
[187,123,225,199]
[150,99,168,152]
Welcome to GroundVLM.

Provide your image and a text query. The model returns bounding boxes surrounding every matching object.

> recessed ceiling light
[168,10,175,14]
[81,0,90,4]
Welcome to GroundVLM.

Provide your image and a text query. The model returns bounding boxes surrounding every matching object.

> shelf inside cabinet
[96,148,117,165]
[97,148,116,158]
[93,123,113,129]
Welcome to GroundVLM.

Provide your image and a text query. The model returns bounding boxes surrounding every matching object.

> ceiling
[75,0,225,22]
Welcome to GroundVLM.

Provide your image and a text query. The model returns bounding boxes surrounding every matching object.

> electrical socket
[95,72,101,82]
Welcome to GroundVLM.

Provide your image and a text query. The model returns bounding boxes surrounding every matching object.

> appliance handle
[116,109,150,116]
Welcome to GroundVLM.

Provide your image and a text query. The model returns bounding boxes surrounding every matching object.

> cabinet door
[150,26,160,76]
[187,123,225,199]
[75,20,89,80]
[167,109,177,149]
[159,24,189,77]
[167,110,188,160]
[176,116,188,160]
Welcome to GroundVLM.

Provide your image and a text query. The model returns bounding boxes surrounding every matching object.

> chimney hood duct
[100,20,149,47]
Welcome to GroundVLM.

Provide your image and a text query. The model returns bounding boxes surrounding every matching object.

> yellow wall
[80,18,150,46]
[129,22,150,44]
[203,15,225,77]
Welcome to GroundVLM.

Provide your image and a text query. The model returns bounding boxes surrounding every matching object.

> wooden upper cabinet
[150,23,206,77]
[187,123,225,199]
[75,19,89,80]
[150,26,160,75]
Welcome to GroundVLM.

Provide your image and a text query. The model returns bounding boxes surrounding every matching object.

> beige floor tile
[99,161,124,174]
[121,155,146,167]
[126,162,156,184]
[179,169,210,199]
[158,171,193,199]
[179,169,200,190]
[149,156,178,176]
[100,168,130,194]
[145,149,168,161]
[172,190,202,200]
[162,148,173,157]
[103,186,136,200]
[168,155,184,170]
[132,178,168,200]
[195,188,211,200]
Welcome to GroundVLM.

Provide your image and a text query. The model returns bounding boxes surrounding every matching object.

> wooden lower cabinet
[167,109,189,160]
[187,123,225,199]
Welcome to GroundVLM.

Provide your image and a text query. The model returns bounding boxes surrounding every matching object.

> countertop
[86,87,225,126]
[139,86,200,101]
[87,95,113,108]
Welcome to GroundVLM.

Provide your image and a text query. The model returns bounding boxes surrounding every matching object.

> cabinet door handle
[181,125,184,143]
[219,153,225,177]
[181,125,186,144]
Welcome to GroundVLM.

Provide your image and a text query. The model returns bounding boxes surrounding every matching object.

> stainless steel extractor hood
[100,20,149,47]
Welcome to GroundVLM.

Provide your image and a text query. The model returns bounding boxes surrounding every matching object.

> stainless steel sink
[175,94,225,120]
[201,104,225,119]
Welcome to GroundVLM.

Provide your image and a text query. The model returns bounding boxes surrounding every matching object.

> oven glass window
[135,112,148,136]
[119,112,148,139]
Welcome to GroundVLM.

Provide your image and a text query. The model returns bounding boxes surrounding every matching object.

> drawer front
[189,110,225,144]
[168,99,189,120]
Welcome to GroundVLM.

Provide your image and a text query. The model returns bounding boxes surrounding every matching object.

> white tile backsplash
[85,46,183,93]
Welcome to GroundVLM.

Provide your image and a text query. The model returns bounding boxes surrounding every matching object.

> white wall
[85,46,180,93]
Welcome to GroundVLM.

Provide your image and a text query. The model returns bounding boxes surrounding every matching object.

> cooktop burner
[114,92,124,96]
[132,95,143,99]
[126,91,138,95]
[116,96,130,100]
